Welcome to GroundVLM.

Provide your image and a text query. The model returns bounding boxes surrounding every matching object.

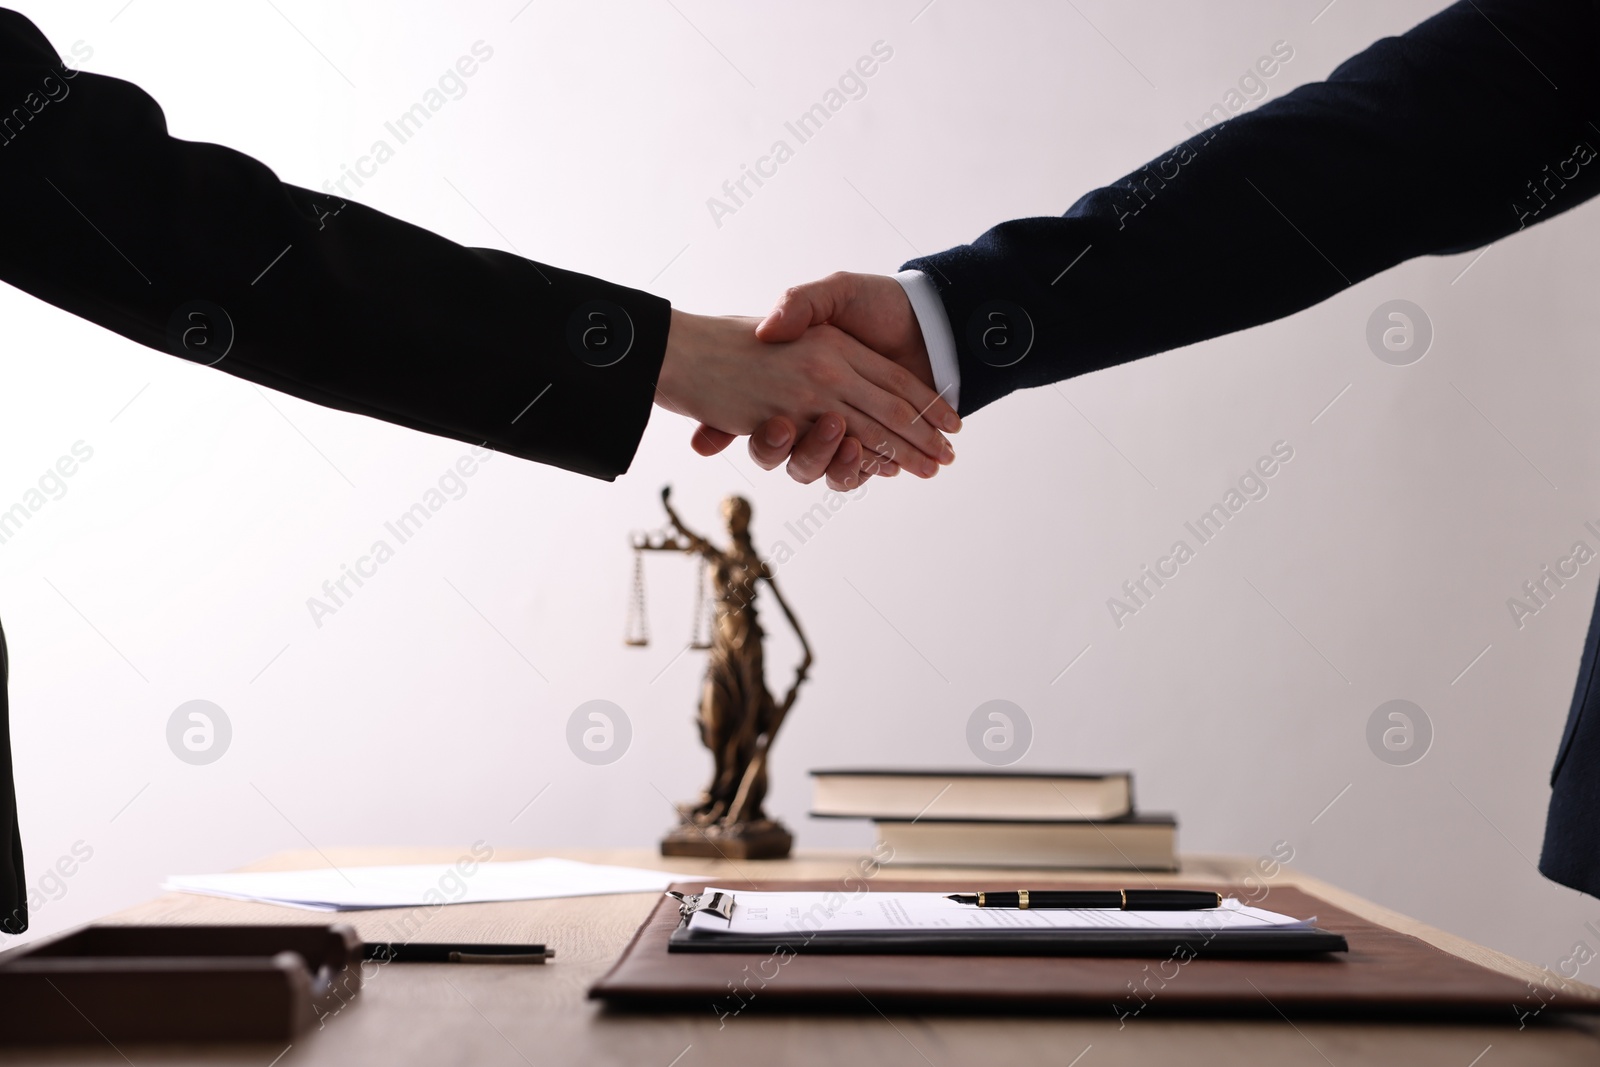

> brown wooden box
[0,924,363,1043]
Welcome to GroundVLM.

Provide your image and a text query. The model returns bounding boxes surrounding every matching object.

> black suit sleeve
[0,9,674,937]
[0,616,14,936]
[0,8,668,481]
[906,0,1600,415]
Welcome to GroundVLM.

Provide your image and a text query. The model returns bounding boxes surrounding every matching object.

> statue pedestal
[660,817,793,860]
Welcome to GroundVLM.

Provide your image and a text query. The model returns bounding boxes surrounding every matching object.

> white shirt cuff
[894,269,960,412]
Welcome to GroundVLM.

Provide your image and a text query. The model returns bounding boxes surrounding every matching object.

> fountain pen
[947,889,1222,910]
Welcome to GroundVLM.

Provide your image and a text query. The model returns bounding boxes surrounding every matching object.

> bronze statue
[628,486,811,858]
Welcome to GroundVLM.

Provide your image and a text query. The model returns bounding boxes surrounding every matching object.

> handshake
[654,271,958,493]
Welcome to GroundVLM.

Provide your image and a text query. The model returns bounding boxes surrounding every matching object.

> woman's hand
[654,309,958,479]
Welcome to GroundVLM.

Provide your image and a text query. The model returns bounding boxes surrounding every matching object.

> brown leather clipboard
[590,880,1595,1018]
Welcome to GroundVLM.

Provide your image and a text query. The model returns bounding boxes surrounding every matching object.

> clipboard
[591,880,1595,1017]
[664,889,1349,957]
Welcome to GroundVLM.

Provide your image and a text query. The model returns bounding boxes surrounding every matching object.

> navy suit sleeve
[906,0,1600,415]
[0,8,669,481]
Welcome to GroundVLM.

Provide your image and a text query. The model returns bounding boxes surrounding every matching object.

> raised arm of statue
[657,485,717,560]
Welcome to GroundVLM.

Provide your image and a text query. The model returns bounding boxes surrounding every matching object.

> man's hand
[692,273,948,490]
[655,308,958,479]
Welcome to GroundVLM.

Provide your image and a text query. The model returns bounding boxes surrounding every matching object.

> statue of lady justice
[628,486,811,858]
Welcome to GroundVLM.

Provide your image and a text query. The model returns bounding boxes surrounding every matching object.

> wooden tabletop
[4,847,1599,1066]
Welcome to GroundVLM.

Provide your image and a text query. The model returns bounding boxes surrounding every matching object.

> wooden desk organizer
[0,924,363,1043]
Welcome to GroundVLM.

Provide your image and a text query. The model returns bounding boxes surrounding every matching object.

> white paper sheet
[685,889,1315,936]
[165,857,677,911]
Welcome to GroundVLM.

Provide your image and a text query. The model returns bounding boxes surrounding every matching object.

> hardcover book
[809,768,1133,821]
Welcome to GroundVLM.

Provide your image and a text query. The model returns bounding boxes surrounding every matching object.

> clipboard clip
[666,889,735,925]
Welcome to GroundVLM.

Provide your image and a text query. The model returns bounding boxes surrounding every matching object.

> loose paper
[165,857,678,911]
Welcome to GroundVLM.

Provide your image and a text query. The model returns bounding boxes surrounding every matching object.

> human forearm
[906,0,1600,414]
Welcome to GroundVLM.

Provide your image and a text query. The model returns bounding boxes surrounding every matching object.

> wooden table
[5,847,1599,1066]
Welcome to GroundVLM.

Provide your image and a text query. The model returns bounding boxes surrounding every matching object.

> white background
[3,0,1598,977]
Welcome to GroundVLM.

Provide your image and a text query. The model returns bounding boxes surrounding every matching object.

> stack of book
[809,768,1177,870]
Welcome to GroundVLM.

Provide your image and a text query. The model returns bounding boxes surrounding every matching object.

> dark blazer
[0,9,671,933]
[906,0,1600,896]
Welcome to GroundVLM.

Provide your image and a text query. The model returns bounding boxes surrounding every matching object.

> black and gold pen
[362,942,555,964]
[946,890,1222,910]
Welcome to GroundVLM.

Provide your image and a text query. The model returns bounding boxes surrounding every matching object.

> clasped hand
[656,273,951,491]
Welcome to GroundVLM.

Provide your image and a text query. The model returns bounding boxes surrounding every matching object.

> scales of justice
[626,487,811,859]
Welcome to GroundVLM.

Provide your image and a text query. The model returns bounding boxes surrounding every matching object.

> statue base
[660,816,793,860]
